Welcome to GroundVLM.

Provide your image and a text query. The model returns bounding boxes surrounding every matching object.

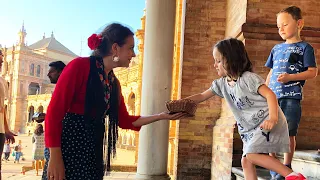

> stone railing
[117,128,137,151]
[114,65,140,85]
[27,94,52,101]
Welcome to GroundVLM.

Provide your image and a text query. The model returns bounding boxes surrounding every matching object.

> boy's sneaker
[270,170,278,179]
[285,173,306,180]
[275,174,285,180]
[276,164,292,179]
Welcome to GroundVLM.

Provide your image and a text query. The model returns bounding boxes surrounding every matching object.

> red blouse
[45,57,141,148]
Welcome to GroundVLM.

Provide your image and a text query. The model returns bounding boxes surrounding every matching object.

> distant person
[13,140,22,163]
[0,49,16,179]
[42,61,66,180]
[3,139,11,162]
[32,124,45,176]
[47,61,66,84]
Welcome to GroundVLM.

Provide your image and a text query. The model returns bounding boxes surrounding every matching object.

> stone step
[232,150,320,180]
[277,150,320,179]
[232,167,319,180]
[231,167,270,180]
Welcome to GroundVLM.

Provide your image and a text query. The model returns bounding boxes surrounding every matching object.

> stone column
[136,0,176,179]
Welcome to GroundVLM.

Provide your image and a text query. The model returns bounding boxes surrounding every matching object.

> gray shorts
[278,98,301,136]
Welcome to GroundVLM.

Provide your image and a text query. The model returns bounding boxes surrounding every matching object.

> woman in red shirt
[44,23,186,180]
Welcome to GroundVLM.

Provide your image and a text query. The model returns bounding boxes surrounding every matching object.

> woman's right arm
[184,89,215,104]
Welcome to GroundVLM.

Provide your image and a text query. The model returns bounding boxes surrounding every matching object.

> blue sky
[0,0,145,56]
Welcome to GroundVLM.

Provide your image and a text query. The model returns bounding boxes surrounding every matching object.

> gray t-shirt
[210,71,289,155]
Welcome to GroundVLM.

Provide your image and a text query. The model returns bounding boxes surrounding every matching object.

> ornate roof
[28,32,77,57]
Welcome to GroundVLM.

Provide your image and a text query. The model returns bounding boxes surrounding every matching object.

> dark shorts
[0,133,5,170]
[278,98,301,136]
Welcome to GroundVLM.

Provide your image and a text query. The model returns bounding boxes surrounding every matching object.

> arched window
[36,65,41,77]
[28,82,40,95]
[30,64,34,76]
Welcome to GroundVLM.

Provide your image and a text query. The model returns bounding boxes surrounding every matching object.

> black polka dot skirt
[42,113,104,180]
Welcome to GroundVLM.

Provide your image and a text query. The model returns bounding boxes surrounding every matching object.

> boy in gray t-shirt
[177,38,306,179]
[211,71,289,155]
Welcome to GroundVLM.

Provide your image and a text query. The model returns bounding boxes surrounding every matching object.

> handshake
[166,99,197,116]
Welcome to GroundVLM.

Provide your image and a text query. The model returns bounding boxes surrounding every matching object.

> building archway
[28,82,40,95]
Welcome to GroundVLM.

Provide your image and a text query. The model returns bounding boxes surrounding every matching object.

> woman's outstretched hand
[158,111,190,120]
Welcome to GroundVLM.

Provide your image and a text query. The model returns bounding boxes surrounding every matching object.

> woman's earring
[113,56,119,62]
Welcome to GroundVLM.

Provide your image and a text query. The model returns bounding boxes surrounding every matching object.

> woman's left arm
[118,95,186,131]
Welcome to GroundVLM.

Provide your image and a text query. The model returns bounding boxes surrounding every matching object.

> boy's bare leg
[242,157,258,180]
[246,153,293,177]
[284,136,295,165]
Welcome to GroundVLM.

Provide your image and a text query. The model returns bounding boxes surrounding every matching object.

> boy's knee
[241,156,252,168]
[245,154,256,162]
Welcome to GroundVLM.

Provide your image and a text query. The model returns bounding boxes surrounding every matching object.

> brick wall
[175,0,227,179]
[211,100,236,179]
[297,39,320,149]
[246,0,320,28]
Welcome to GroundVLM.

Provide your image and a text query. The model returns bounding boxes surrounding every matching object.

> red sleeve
[118,95,141,131]
[45,58,88,147]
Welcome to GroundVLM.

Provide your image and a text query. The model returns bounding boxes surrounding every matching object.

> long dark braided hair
[86,23,134,174]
